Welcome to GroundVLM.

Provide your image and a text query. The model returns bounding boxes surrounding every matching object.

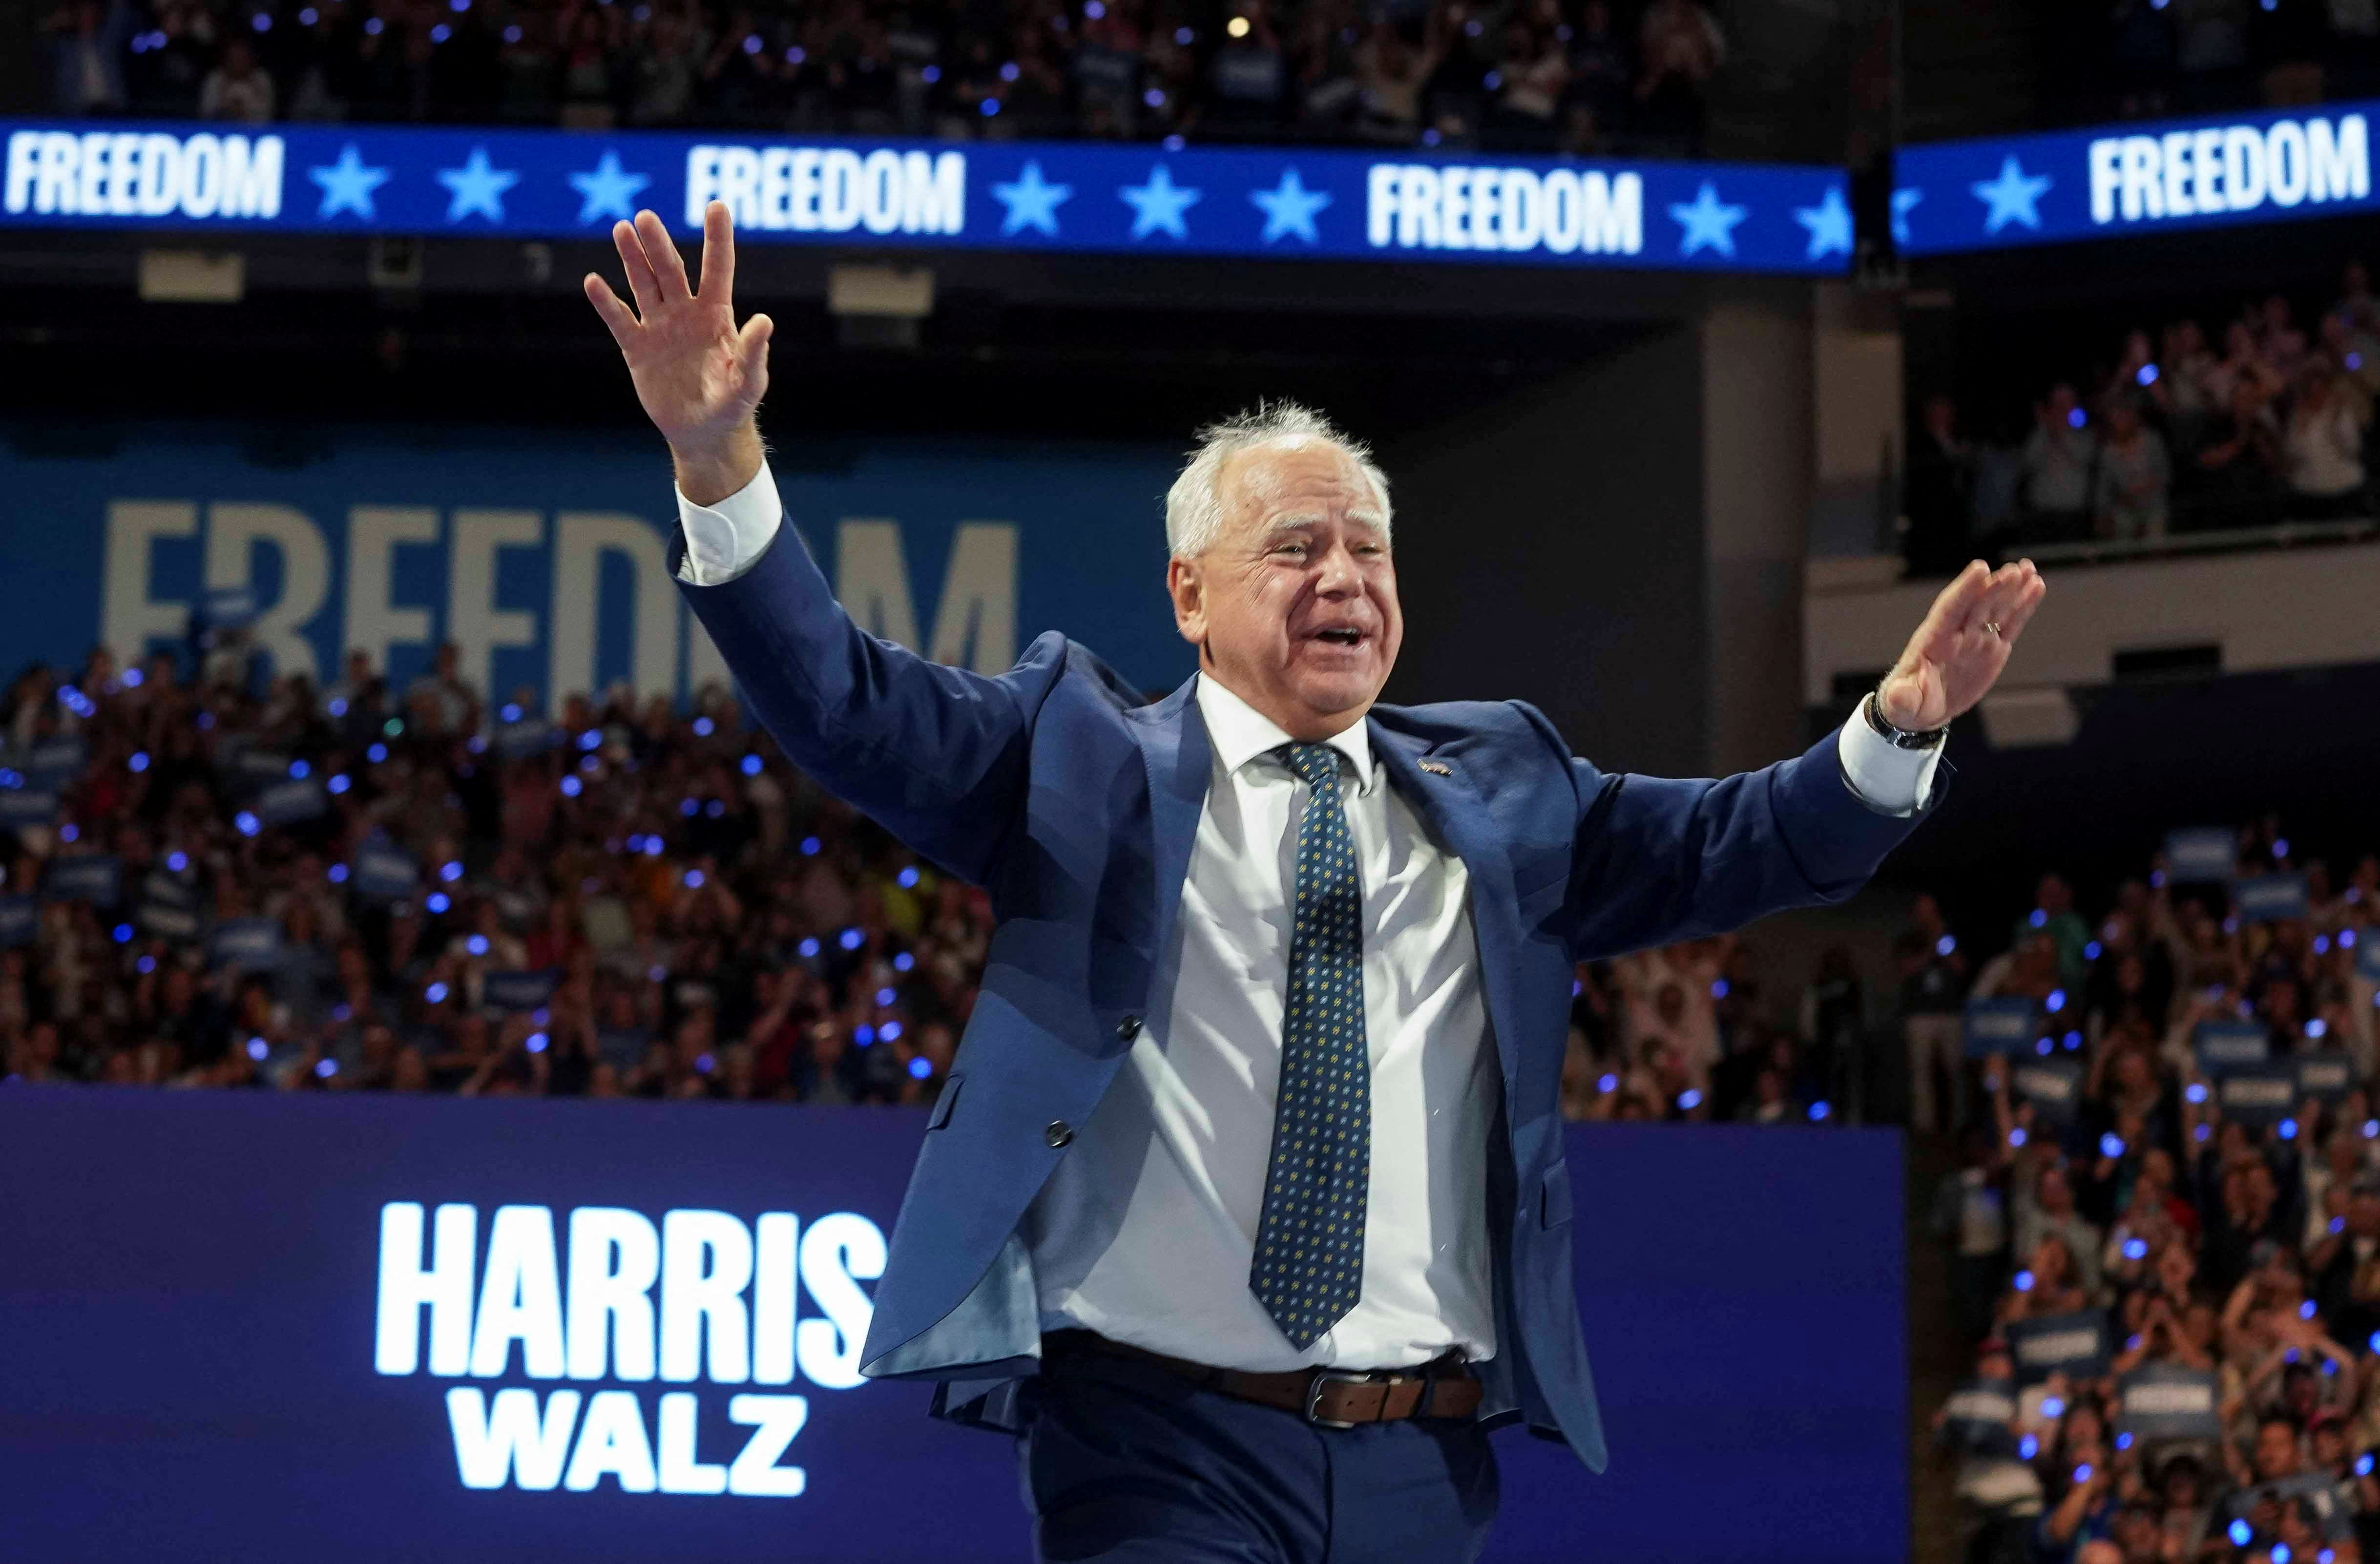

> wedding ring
[1982,620,2002,636]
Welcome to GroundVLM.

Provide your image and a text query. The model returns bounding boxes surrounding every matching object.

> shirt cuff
[676,462,783,586]
[1836,710,1942,817]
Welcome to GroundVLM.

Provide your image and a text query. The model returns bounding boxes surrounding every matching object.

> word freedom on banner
[1894,101,2374,254]
[0,119,1850,276]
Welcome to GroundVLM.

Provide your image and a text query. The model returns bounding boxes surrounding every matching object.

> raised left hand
[1876,559,2047,731]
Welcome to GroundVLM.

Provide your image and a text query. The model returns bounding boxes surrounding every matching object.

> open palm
[1877,559,2048,730]
[583,202,772,459]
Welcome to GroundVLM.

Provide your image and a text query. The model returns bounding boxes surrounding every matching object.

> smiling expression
[1167,440,1402,740]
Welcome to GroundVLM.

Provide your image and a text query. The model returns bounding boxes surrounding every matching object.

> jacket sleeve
[674,514,1062,887]
[1520,706,1943,962]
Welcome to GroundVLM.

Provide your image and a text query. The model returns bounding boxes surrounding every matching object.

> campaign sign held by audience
[492,717,559,760]
[2297,1052,2359,1102]
[138,897,205,942]
[0,118,1854,277]
[0,1092,1913,1564]
[0,787,59,828]
[2115,1365,2222,1442]
[1895,99,2375,255]
[1964,996,2038,1057]
[2234,874,2310,923]
[2012,1058,2086,1126]
[0,895,35,948]
[1939,1377,2020,1456]
[2194,1021,2271,1074]
[42,854,120,906]
[2006,1309,2113,1384]
[230,747,297,793]
[251,777,330,828]
[2216,1064,2299,1126]
[20,733,87,790]
[2358,936,2380,984]
[352,839,420,903]
[481,969,560,1013]
[2163,827,2238,883]
[207,917,285,971]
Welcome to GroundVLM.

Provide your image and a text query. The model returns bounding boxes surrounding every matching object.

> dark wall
[1385,328,1712,778]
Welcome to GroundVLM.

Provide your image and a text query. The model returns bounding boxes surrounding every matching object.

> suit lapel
[1369,722,1525,1097]
[1128,673,1212,982]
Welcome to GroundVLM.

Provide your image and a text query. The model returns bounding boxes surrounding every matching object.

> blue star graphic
[990,160,1073,237]
[436,147,521,225]
[309,144,390,220]
[1890,187,1923,248]
[1118,165,1203,241]
[1792,186,1854,261]
[1249,168,1332,245]
[1970,155,2051,234]
[567,150,650,226]
[1667,181,1748,258]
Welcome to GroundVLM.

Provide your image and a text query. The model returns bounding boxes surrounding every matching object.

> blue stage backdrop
[1894,98,2373,255]
[0,422,1193,705]
[0,119,1854,274]
[0,1088,1907,1564]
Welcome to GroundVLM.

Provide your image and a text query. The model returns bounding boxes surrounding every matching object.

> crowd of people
[1918,824,2380,1562]
[2094,0,2380,127]
[37,0,1728,154]
[1904,261,2380,573]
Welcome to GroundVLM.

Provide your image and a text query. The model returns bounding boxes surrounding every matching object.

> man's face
[1168,441,1401,739]
[2255,1420,2300,1480]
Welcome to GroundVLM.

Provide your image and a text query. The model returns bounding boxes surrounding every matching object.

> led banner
[0,118,1852,275]
[0,1089,1911,1564]
[1894,100,2374,255]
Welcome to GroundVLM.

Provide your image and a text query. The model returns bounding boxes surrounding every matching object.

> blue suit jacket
[676,514,1937,1473]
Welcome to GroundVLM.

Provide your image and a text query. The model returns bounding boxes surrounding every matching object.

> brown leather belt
[1046,1330,1483,1428]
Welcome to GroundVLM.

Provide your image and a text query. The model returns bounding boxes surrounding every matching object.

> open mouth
[1311,627,1366,646]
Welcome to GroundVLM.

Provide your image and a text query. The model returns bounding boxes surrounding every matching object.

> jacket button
[1116,1014,1142,1041]
[1044,1120,1074,1149]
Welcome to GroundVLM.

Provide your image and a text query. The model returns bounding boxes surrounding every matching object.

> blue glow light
[2360,1455,2376,1477]
[579,729,601,751]
[2309,1018,2329,1039]
[439,860,462,882]
[2195,1123,2210,1142]
[1808,1100,1831,1122]
[2302,1299,2318,1319]
[328,774,351,795]
[642,837,663,857]
[327,696,345,716]
[2186,1082,2209,1104]
[684,870,705,888]
[1678,1088,1703,1110]
[908,1056,932,1079]
[367,743,387,763]
[2012,1270,2035,1292]
[500,703,521,722]
[426,892,451,915]
[122,667,143,688]
[2136,363,2158,386]
[2046,989,2066,1013]
[289,759,310,779]
[742,754,762,776]
[2334,1216,2347,1234]
[1599,1073,1619,1093]
[425,982,449,1003]
[128,751,148,772]
[2280,1119,2298,1140]
[801,836,821,855]
[2034,1037,2053,1056]
[59,824,77,842]
[798,938,820,959]
[2008,1127,2027,1147]
[2115,1432,2132,1449]
[526,1032,548,1053]
[2122,1237,2148,1261]
[2065,407,2086,429]
[705,800,724,818]
[2275,1545,2292,1564]
[892,952,914,972]
[2343,928,2359,947]
[839,928,864,951]
[329,864,348,883]
[112,923,133,943]
[2063,1031,2082,1050]
[234,811,260,836]
[1712,978,1730,998]
[1935,934,1956,956]
[579,754,599,773]
[898,866,920,889]
[166,851,188,872]
[2317,935,2333,954]
[315,1058,337,1078]
[2029,908,2047,928]
[881,1021,903,1041]
[466,935,489,956]
[244,1037,270,1061]
[680,798,699,816]
[136,955,155,974]
[877,988,897,1006]
[2072,1462,2091,1482]
[2275,836,2291,858]
[855,1026,875,1046]
[2019,1434,2039,1460]
[695,1052,714,1074]
[2229,1520,2253,1548]
[560,774,582,797]
[2084,940,2101,959]
[2041,1395,2066,1418]
[692,716,714,736]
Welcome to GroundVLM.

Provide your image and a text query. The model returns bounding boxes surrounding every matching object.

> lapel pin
[1419,760,1451,776]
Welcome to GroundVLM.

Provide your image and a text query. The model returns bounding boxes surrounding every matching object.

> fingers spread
[610,219,661,315]
[584,274,638,348]
[635,209,692,301]
[698,200,736,306]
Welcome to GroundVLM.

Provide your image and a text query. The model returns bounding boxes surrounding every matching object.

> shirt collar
[1193,673,1376,794]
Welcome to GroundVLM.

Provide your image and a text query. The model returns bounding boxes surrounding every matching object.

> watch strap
[1863,690,1948,751]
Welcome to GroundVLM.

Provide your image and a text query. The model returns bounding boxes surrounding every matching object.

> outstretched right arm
[586,204,1046,884]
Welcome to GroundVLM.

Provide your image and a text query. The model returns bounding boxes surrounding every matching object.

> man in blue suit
[587,206,2046,1562]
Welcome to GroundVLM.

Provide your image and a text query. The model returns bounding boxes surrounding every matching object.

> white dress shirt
[677,464,1942,1371]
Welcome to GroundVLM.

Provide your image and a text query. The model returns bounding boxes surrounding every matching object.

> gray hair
[1162,401,1393,560]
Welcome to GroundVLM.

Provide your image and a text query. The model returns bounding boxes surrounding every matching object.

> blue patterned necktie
[1250,741,1370,1351]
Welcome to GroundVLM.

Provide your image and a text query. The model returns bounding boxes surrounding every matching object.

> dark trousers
[1019,1348,1501,1564]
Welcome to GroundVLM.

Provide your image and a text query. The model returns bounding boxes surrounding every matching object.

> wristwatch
[1862,690,1948,751]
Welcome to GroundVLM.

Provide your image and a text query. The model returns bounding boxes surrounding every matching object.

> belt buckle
[1303,1368,1377,1429]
